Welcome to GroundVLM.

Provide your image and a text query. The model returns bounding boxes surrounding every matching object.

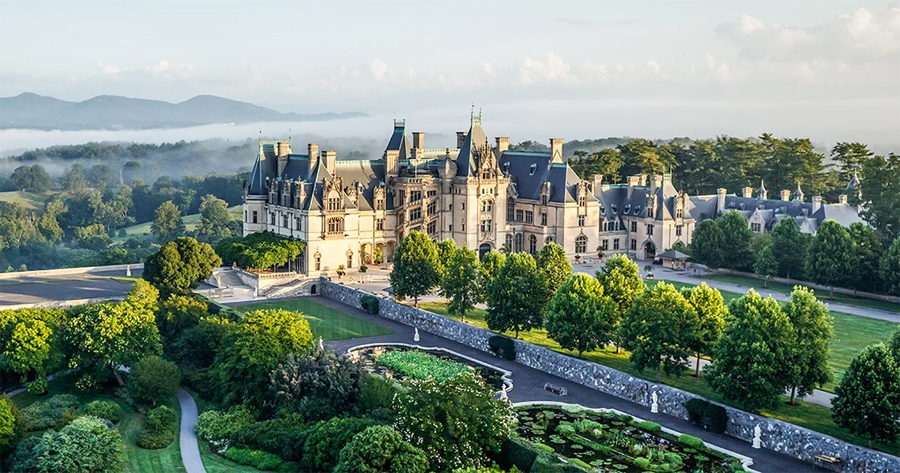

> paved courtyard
[0,273,136,306]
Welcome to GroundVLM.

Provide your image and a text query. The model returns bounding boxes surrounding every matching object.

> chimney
[649,175,663,195]
[592,174,604,192]
[496,136,509,154]
[456,131,468,148]
[412,132,425,150]
[812,196,822,213]
[627,175,641,198]
[385,150,400,176]
[742,186,753,198]
[716,188,727,214]
[308,143,319,171]
[322,150,337,172]
[550,138,564,163]
[639,174,648,187]
[838,194,848,204]
[780,189,791,201]
[276,141,290,175]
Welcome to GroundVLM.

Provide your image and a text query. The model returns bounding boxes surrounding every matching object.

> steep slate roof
[385,121,412,161]
[332,160,386,211]
[498,151,590,204]
[456,119,490,177]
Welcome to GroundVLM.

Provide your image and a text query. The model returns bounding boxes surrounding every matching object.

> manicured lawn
[233,299,393,341]
[419,301,900,455]
[827,311,898,392]
[113,206,242,242]
[703,273,900,313]
[9,374,185,473]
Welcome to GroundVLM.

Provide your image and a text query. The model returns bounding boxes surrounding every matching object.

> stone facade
[319,279,900,473]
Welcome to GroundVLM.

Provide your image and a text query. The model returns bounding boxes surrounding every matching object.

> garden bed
[514,404,749,473]
[348,344,511,391]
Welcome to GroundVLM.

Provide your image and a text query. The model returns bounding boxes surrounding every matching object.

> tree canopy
[390,231,441,307]
[545,273,617,358]
[213,231,305,271]
[535,242,573,296]
[144,237,221,293]
[690,220,726,269]
[832,343,900,446]
[806,220,857,296]
[783,287,833,404]
[682,283,728,377]
[485,252,549,338]
[440,245,482,322]
[151,200,185,242]
[335,425,429,473]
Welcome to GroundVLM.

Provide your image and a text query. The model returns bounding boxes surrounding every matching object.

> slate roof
[498,151,590,204]
[456,120,490,177]
[386,121,411,161]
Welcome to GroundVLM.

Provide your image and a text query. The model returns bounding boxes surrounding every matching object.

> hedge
[677,434,705,449]
[636,420,661,433]
[360,295,380,315]
[685,398,727,434]
[497,437,540,471]
[223,447,284,471]
[488,335,516,361]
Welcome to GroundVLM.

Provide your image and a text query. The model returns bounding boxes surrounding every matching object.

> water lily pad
[571,444,583,450]
[549,435,566,444]
[613,464,628,471]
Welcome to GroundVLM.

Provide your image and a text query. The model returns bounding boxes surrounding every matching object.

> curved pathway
[177,388,206,473]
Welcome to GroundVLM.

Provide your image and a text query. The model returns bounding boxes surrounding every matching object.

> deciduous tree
[390,231,440,307]
[859,153,900,243]
[848,222,883,294]
[196,194,234,243]
[717,211,754,271]
[535,242,573,296]
[0,308,65,394]
[151,200,185,242]
[128,355,181,406]
[753,243,778,288]
[485,252,548,338]
[545,274,617,358]
[783,287,833,404]
[595,254,645,353]
[682,283,728,377]
[440,245,481,323]
[806,220,856,297]
[690,220,726,269]
[770,217,809,280]
[143,237,221,293]
[832,343,900,446]
[880,238,900,296]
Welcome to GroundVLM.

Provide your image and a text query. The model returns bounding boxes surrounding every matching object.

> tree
[705,290,794,410]
[620,282,699,382]
[595,255,645,353]
[156,293,208,342]
[770,217,809,280]
[690,220,726,269]
[441,245,481,323]
[390,231,441,307]
[783,287,833,404]
[545,273,617,358]
[717,211,754,271]
[0,308,65,394]
[63,280,162,389]
[128,355,181,406]
[859,153,900,243]
[0,397,24,450]
[394,372,515,472]
[335,425,429,473]
[143,237,221,293]
[479,250,505,287]
[754,243,778,288]
[10,165,51,192]
[848,223,883,294]
[35,416,126,473]
[270,350,366,422]
[151,200,185,242]
[880,238,900,296]
[832,343,900,446]
[682,283,728,377]
[535,242,573,296]
[303,417,375,472]
[568,148,625,183]
[831,142,872,182]
[890,326,900,364]
[806,220,856,297]
[435,239,458,281]
[61,164,88,192]
[485,253,548,338]
[73,223,112,251]
[213,231,304,271]
[195,194,234,243]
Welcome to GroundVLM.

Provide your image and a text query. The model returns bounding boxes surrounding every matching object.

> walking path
[312,295,824,473]
[177,388,206,473]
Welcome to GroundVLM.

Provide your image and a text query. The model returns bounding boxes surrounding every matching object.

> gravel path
[177,388,206,473]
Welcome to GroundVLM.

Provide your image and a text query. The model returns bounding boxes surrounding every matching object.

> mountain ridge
[0,92,368,131]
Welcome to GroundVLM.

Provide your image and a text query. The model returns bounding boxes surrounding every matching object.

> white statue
[414,328,420,342]
[318,337,324,352]
[499,384,508,401]
[125,265,131,277]
[650,391,659,413]
[753,424,762,449]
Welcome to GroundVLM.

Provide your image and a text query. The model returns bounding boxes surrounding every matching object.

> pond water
[350,345,507,390]
[515,405,744,473]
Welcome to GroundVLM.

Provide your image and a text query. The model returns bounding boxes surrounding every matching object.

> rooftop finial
[470,103,474,121]
[289,127,292,144]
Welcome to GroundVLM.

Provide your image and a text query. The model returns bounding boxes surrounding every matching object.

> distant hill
[0,93,368,130]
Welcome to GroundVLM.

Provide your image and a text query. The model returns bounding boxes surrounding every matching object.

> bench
[544,383,567,396]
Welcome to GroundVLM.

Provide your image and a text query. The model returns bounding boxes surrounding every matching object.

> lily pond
[350,345,507,390]
[515,405,746,473]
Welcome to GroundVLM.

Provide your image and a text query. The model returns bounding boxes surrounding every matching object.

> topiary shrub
[636,420,661,433]
[223,447,284,470]
[488,335,516,361]
[677,434,705,448]
[360,295,380,314]
[685,398,727,434]
[569,458,592,470]
[556,423,575,437]
[498,437,541,472]
[83,400,123,423]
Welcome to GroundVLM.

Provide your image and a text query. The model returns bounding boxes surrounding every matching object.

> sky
[0,0,898,150]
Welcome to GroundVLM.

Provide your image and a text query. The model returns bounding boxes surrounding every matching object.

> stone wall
[319,279,900,473]
[2,296,126,311]
[0,263,143,280]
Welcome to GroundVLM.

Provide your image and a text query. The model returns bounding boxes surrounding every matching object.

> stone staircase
[208,269,255,298]
[264,277,317,299]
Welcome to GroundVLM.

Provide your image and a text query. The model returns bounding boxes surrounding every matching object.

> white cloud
[518,53,577,86]
[369,58,389,81]
[482,62,496,78]
[96,62,121,76]
[705,52,716,70]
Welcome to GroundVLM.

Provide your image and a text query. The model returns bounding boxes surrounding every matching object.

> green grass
[113,205,242,242]
[190,390,263,473]
[703,273,900,313]
[0,190,58,212]
[418,300,900,455]
[9,374,185,472]
[827,311,898,392]
[232,299,393,341]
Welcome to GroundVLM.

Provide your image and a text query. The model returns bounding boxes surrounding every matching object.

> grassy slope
[113,205,242,242]
[704,273,900,313]
[0,190,58,212]
[420,284,900,454]
[10,374,185,472]
[233,299,393,341]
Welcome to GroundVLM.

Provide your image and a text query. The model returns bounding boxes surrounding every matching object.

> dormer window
[611,204,618,213]
[624,204,631,214]
[529,163,537,175]
[634,205,641,214]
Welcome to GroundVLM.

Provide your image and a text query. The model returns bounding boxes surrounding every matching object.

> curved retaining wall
[320,279,900,473]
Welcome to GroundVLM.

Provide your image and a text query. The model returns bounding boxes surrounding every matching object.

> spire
[847,171,860,190]
[757,179,767,200]
[792,182,804,202]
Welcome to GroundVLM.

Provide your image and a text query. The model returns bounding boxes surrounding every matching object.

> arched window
[327,217,344,235]
[575,235,588,253]
[505,233,513,251]
[481,200,493,212]
[514,233,524,252]
[545,236,554,244]
[529,235,537,254]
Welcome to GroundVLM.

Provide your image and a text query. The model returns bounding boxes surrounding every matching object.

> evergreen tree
[390,231,440,307]
[770,217,809,280]
[441,245,481,323]
[690,220,726,269]
[545,274,617,358]
[535,242,573,296]
[832,344,900,446]
[783,287,833,404]
[831,142,872,182]
[881,238,900,296]
[806,220,857,297]
[753,242,778,288]
[717,210,754,271]
[859,153,900,243]
[620,282,699,382]
[485,253,548,338]
[705,290,794,410]
[682,283,728,377]
[151,200,185,242]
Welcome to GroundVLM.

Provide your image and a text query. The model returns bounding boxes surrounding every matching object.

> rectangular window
[602,240,609,250]
[647,224,654,236]
[376,219,384,230]
[578,215,585,227]
[376,199,384,210]
[461,202,465,210]
[427,190,437,197]
[410,191,422,202]
[630,239,636,251]
[676,225,683,236]
[449,224,453,232]
[507,202,515,221]
[282,215,288,228]
[296,217,301,230]
[410,207,422,221]
[252,211,258,224]
[631,221,637,232]
[751,223,761,233]
[244,210,248,223]
[541,213,547,226]
[427,201,436,216]
[449,203,453,211]
[541,195,548,205]
[480,220,492,233]
[270,212,275,225]
[315,257,321,271]
[525,211,533,224]
[461,222,465,231]
[516,209,524,222]
[614,239,621,250]
[427,221,437,235]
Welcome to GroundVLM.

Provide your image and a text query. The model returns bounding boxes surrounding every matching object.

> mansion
[242,114,863,273]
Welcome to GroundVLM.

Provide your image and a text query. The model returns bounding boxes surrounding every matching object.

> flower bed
[351,345,506,390]
[515,405,747,473]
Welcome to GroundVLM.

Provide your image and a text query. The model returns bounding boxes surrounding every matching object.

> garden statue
[651,391,659,413]
[414,327,420,342]
[500,384,508,402]
[318,337,324,352]
[125,265,131,276]
[753,424,762,449]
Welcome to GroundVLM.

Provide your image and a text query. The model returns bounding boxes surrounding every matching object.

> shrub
[569,458,592,470]
[636,421,661,433]
[334,425,428,473]
[223,447,284,470]
[302,417,375,472]
[137,405,177,449]
[498,437,541,472]
[488,335,516,360]
[0,397,25,448]
[533,442,555,453]
[360,295,380,314]
[228,418,308,461]
[685,398,727,434]
[147,405,176,429]
[21,394,79,431]
[128,355,181,406]
[677,434,705,448]
[572,419,602,434]
[556,423,575,437]
[83,400,122,423]
[35,416,126,472]
[358,374,399,413]
[195,407,254,442]
[7,436,42,472]
[633,457,651,469]
[663,452,683,468]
